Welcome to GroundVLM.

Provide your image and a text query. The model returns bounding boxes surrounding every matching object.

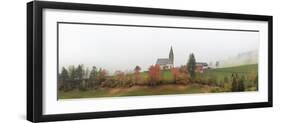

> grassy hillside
[209,64,258,73]
[200,64,258,86]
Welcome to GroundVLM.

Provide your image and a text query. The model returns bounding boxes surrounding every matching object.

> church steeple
[169,46,174,64]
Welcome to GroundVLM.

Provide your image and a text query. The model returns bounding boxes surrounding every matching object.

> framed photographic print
[27,1,273,122]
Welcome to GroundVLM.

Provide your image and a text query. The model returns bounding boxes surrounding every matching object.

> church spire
[169,46,174,64]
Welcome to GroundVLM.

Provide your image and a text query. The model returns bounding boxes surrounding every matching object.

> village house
[195,62,209,73]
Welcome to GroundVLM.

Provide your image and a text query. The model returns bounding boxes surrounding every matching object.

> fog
[59,23,259,73]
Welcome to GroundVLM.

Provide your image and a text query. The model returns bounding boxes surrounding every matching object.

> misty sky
[59,23,259,73]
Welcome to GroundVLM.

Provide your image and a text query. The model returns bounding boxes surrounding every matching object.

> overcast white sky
[59,23,259,73]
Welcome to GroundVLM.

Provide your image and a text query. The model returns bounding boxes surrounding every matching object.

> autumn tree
[171,68,180,83]
[148,65,161,86]
[187,53,196,79]
[134,66,141,84]
[126,74,134,87]
[179,65,188,74]
[115,71,126,86]
[97,68,107,83]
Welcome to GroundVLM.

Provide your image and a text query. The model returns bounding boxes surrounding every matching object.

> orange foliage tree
[115,71,126,86]
[171,68,180,83]
[148,64,161,86]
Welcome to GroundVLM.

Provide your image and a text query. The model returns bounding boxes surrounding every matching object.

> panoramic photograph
[57,23,259,99]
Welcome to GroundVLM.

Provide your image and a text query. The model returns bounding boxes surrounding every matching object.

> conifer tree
[76,64,84,81]
[231,73,238,92]
[59,67,69,90]
[187,53,196,79]
[238,75,245,91]
[60,67,69,82]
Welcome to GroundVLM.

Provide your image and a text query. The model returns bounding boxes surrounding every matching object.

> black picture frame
[27,1,273,122]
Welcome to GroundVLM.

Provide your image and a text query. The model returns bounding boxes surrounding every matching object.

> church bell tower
[169,46,174,64]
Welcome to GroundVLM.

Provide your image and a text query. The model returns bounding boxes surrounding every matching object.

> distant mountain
[219,50,258,68]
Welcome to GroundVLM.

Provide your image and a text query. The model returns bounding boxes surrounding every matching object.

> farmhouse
[156,46,174,70]
[195,62,208,73]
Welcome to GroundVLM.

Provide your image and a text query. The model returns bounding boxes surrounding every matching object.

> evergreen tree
[76,64,84,80]
[187,53,196,79]
[238,75,245,91]
[224,76,229,83]
[255,73,258,90]
[84,67,90,79]
[89,66,97,80]
[89,66,98,88]
[68,65,76,80]
[59,67,69,91]
[231,73,238,92]
[60,67,69,81]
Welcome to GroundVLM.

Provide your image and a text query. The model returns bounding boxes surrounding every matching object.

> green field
[58,64,258,99]
[204,64,258,78]
[200,64,258,86]
[139,70,175,83]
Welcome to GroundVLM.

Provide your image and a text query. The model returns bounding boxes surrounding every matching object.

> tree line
[58,53,258,92]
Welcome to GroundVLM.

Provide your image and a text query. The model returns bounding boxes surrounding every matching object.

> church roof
[156,58,173,65]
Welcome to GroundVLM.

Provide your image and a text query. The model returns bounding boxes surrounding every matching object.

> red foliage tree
[148,64,161,86]
[171,68,180,83]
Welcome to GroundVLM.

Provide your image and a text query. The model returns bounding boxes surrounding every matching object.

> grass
[58,84,219,99]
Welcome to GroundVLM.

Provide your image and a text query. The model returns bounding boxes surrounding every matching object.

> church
[156,46,174,70]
